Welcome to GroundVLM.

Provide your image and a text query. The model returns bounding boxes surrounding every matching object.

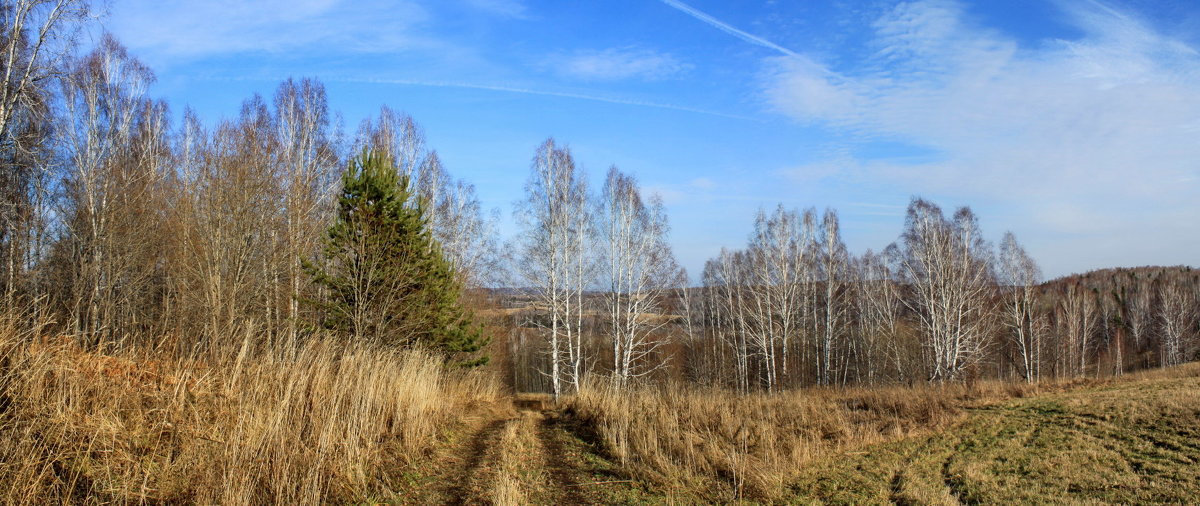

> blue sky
[101,0,1199,280]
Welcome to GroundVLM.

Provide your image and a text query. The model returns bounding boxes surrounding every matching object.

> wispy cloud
[547,47,692,81]
[311,76,755,120]
[107,0,430,60]
[462,0,528,19]
[657,0,799,57]
[761,0,1200,271]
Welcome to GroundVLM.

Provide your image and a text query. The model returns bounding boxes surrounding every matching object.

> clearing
[406,365,1200,504]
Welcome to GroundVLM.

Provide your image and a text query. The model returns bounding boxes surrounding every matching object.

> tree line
[506,147,1200,394]
[0,2,498,362]
[1,1,1195,391]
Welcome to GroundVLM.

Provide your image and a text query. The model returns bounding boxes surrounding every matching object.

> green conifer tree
[304,149,487,364]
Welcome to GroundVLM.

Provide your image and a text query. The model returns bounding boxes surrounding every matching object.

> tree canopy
[304,149,487,363]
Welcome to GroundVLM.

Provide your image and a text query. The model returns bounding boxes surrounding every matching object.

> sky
[100,0,1200,281]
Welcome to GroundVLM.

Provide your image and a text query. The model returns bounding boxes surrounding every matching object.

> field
[401,364,1200,504]
[788,366,1200,504]
[2,324,1198,504]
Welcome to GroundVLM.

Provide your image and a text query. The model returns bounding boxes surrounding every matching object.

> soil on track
[413,400,639,505]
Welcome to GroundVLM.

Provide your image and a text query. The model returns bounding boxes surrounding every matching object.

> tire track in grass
[534,412,593,505]
[448,417,512,505]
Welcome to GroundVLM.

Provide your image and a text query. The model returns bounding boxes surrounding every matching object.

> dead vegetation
[3,312,1198,505]
[0,322,501,505]
[789,362,1200,504]
[563,374,1132,502]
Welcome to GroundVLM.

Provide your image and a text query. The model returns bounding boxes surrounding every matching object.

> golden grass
[0,324,501,505]
[564,375,1107,501]
[788,362,1200,504]
[488,412,541,505]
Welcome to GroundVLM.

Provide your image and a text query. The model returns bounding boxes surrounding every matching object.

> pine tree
[304,149,487,363]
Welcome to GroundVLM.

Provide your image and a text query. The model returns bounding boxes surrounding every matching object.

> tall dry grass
[566,377,1055,500]
[0,321,501,504]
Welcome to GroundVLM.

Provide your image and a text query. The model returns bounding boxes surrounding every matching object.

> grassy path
[408,402,654,505]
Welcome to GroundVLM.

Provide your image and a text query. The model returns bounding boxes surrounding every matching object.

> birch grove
[890,200,996,381]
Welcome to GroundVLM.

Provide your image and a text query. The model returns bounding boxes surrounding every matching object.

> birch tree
[1058,283,1097,376]
[171,98,282,352]
[358,110,502,288]
[356,106,424,179]
[513,139,593,399]
[1158,279,1196,367]
[890,199,997,381]
[597,166,684,386]
[998,232,1044,382]
[855,249,905,383]
[745,206,813,388]
[272,77,336,348]
[1126,277,1155,367]
[416,152,502,288]
[0,0,89,310]
[57,35,168,347]
[701,248,752,393]
[817,208,850,385]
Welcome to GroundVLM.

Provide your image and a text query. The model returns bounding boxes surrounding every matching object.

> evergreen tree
[304,149,487,363]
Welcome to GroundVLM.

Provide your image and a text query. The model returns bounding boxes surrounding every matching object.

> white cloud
[550,47,692,81]
[761,0,1200,272]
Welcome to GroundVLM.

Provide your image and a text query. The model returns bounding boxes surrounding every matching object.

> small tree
[304,149,487,363]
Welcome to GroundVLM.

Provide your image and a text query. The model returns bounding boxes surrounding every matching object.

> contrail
[658,0,799,57]
[328,76,757,121]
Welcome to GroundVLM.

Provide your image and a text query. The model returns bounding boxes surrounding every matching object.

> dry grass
[3,305,1193,505]
[789,362,1200,504]
[488,412,541,505]
[564,375,1108,501]
[0,323,501,505]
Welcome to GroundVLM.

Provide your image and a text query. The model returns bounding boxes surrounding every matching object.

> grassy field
[3,323,1198,505]
[399,364,1200,505]
[788,366,1200,505]
[539,366,1200,504]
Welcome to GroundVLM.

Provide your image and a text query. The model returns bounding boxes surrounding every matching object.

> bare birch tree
[0,0,89,311]
[597,166,684,386]
[855,249,905,383]
[1126,277,1155,367]
[272,77,336,349]
[817,208,850,385]
[890,199,997,381]
[998,232,1044,382]
[745,206,813,389]
[513,139,593,399]
[701,248,752,393]
[1158,279,1196,367]
[1058,283,1097,376]
[57,35,169,347]
[171,98,282,353]
[358,110,502,288]
[416,152,502,288]
[356,106,424,179]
